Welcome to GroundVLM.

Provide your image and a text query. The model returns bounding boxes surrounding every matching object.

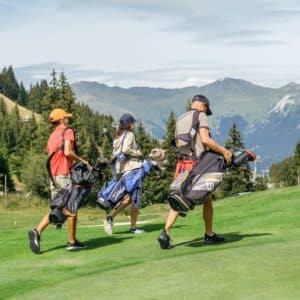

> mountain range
[72,78,300,171]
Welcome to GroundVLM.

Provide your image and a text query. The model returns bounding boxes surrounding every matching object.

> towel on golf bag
[97,160,152,210]
[168,149,256,213]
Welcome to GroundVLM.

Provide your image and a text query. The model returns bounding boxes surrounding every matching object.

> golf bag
[96,160,152,210]
[49,159,108,225]
[168,150,256,214]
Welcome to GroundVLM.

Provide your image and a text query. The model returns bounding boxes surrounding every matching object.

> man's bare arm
[200,128,232,164]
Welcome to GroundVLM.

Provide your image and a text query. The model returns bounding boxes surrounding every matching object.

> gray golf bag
[168,150,256,214]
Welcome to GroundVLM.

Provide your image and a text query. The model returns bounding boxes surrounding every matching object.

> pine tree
[6,105,22,151]
[31,119,51,153]
[0,98,11,189]
[141,111,178,205]
[0,97,8,150]
[5,105,24,178]
[219,123,253,197]
[17,82,27,106]
[100,134,112,158]
[294,140,300,185]
[0,150,14,191]
[270,158,297,187]
[135,121,152,155]
[28,80,49,113]
[294,140,300,167]
[0,71,3,93]
[1,66,19,100]
[19,113,38,151]
[163,110,177,170]
[20,151,49,197]
[56,71,76,112]
[224,123,245,150]
[40,69,59,116]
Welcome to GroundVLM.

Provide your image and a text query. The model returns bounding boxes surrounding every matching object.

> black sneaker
[204,233,225,245]
[66,239,87,251]
[28,229,41,254]
[157,230,172,249]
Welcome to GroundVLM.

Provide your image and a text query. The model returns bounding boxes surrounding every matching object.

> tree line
[0,66,259,205]
[269,141,300,187]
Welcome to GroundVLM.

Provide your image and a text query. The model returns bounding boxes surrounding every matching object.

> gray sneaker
[28,229,41,254]
[129,228,145,234]
[103,216,113,235]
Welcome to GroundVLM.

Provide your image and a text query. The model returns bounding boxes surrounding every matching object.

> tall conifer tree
[219,123,254,197]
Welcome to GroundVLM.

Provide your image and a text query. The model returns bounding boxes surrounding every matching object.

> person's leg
[36,212,50,235]
[157,208,179,249]
[28,212,50,254]
[66,213,86,250]
[130,204,138,229]
[129,203,145,234]
[164,208,180,236]
[203,195,213,235]
[51,176,71,230]
[34,178,62,236]
[103,194,131,235]
[203,195,225,244]
[68,214,77,243]
[110,194,131,219]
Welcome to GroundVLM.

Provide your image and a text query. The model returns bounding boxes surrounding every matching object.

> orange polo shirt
[46,125,75,176]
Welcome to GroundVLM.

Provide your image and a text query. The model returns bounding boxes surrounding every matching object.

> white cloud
[1,0,300,88]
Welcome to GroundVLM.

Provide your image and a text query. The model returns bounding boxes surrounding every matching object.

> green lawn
[0,187,300,300]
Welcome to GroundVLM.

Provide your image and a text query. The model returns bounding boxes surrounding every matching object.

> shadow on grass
[173,232,272,249]
[42,236,133,253]
[114,223,187,235]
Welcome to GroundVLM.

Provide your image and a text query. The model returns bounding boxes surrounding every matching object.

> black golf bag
[49,159,108,225]
[168,150,256,214]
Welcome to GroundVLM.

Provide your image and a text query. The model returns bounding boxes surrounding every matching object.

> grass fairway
[1,187,300,300]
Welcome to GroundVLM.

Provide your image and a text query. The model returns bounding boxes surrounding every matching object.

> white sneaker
[130,228,145,234]
[103,216,113,235]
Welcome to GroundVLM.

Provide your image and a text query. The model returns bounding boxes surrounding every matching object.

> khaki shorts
[50,175,71,200]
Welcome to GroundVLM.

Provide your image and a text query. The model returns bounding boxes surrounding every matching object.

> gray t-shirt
[176,111,209,158]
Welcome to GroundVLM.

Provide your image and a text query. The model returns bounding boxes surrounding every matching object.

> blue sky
[1,0,300,88]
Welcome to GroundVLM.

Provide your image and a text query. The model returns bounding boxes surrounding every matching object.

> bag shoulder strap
[120,131,127,152]
[190,110,200,159]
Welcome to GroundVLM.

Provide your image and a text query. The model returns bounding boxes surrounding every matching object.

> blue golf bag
[96,160,152,210]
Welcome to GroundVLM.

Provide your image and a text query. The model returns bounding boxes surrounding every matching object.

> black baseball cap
[119,113,136,125]
[192,95,212,115]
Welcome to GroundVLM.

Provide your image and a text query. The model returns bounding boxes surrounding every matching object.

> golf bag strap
[46,127,77,189]
[190,110,200,160]
[111,132,128,164]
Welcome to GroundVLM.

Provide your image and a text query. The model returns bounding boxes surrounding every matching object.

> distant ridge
[72,77,300,170]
